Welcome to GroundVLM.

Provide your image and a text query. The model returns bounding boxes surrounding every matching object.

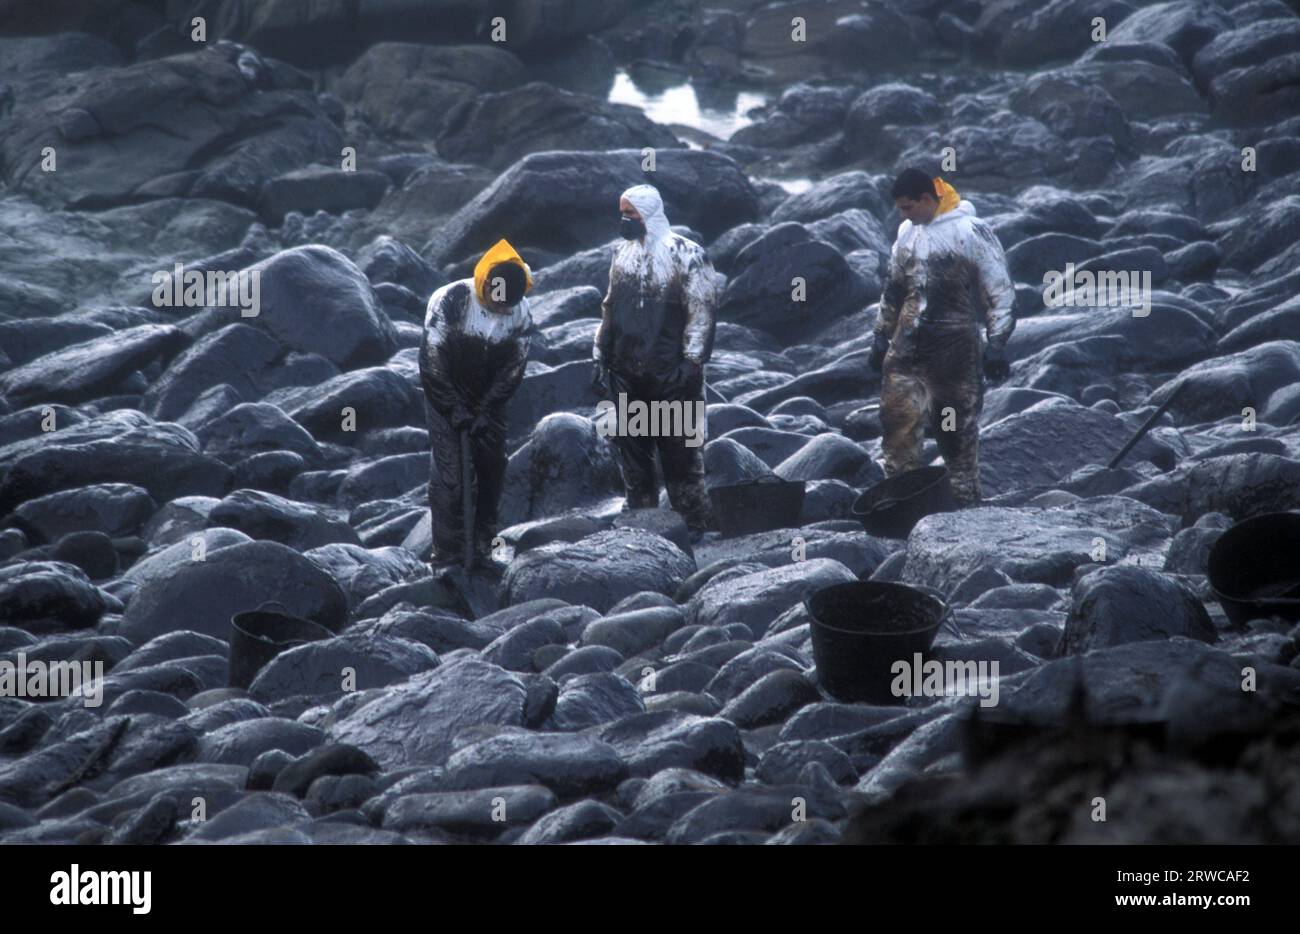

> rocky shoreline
[2,0,1300,844]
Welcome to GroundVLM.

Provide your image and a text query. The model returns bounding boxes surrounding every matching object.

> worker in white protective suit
[869,168,1016,505]
[592,183,720,537]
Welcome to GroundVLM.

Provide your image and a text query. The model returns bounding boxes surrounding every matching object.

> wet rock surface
[3,0,1299,846]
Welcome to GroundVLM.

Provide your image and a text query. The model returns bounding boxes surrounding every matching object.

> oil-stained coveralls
[593,184,719,531]
[873,179,1015,504]
[420,239,532,564]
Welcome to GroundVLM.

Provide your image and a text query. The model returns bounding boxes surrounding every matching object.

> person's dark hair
[487,261,527,305]
[891,168,938,202]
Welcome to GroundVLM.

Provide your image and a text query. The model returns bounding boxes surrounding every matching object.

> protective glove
[448,407,473,432]
[469,413,495,439]
[983,347,1010,384]
[665,358,704,397]
[869,336,889,373]
[590,360,609,399]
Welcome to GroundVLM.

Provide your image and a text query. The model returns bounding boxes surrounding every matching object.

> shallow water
[607,68,767,141]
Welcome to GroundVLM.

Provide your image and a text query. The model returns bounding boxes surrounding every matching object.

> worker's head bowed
[891,167,960,226]
[473,238,533,312]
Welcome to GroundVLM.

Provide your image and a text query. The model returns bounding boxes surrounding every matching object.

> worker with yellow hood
[420,239,533,567]
[869,169,1015,505]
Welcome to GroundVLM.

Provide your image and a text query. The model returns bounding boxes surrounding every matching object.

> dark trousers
[880,324,985,504]
[423,400,508,561]
[605,367,716,530]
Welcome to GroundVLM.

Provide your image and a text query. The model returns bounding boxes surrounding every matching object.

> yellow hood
[473,238,533,308]
[933,177,961,216]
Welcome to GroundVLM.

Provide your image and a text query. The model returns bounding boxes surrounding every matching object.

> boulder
[1214,195,1300,272]
[263,366,420,444]
[208,489,360,550]
[1144,341,1300,424]
[1192,18,1300,88]
[8,483,155,544]
[581,606,686,658]
[843,83,941,159]
[736,350,871,412]
[142,325,288,423]
[196,719,324,768]
[1123,453,1300,524]
[1060,565,1216,655]
[689,558,857,638]
[194,402,321,465]
[720,427,809,468]
[504,361,600,445]
[504,528,695,613]
[979,401,1176,498]
[302,543,426,609]
[119,539,349,646]
[0,324,188,407]
[381,785,554,839]
[1218,296,1300,355]
[517,799,624,844]
[498,413,623,526]
[335,43,523,138]
[596,711,745,782]
[0,561,115,634]
[0,45,342,209]
[995,638,1244,727]
[437,82,683,172]
[1008,70,1133,147]
[258,165,391,223]
[723,222,866,340]
[730,83,853,148]
[1007,302,1216,369]
[328,657,527,769]
[1107,0,1232,64]
[774,433,882,487]
[527,286,604,329]
[1006,232,1104,284]
[987,0,1137,65]
[355,234,444,299]
[769,171,890,226]
[426,149,759,266]
[247,633,439,703]
[193,246,396,369]
[548,672,646,731]
[0,413,231,517]
[703,437,776,488]
[901,497,1178,593]
[336,453,426,509]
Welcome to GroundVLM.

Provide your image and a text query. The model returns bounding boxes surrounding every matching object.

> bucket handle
[909,584,964,642]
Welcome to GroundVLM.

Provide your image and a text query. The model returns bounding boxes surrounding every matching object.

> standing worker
[592,183,720,539]
[870,168,1015,505]
[420,239,532,568]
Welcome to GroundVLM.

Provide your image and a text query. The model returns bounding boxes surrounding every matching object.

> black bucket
[1207,511,1300,627]
[709,475,806,538]
[229,602,334,690]
[805,581,950,704]
[852,466,958,539]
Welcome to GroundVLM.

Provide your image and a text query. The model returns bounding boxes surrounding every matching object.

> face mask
[620,216,645,241]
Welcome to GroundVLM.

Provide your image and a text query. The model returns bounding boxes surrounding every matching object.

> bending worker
[592,183,719,539]
[870,168,1015,506]
[420,239,532,567]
